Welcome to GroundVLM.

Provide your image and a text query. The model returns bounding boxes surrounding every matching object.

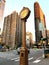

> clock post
[19,7,31,65]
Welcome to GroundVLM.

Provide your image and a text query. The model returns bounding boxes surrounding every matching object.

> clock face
[20,7,30,19]
[20,9,29,19]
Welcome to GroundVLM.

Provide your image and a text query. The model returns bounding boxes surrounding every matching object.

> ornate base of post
[20,47,28,65]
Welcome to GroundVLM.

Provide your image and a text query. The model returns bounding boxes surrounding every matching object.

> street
[0,49,49,65]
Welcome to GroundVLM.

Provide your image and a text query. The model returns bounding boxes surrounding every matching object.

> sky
[2,0,49,40]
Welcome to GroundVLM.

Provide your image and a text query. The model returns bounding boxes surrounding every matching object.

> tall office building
[2,11,22,49]
[34,2,47,44]
[0,0,5,32]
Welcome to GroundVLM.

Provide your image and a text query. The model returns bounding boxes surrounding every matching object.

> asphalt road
[0,49,49,65]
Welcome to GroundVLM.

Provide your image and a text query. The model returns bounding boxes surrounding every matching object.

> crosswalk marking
[14,59,20,61]
[28,57,33,61]
[11,57,20,61]
[11,57,33,61]
[33,59,41,63]
[33,56,42,63]
[10,56,42,63]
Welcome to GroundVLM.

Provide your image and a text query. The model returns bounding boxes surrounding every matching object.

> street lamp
[19,7,31,65]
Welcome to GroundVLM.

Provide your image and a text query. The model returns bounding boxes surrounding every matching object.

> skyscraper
[0,0,5,32]
[2,11,22,49]
[0,0,5,31]
[34,2,47,44]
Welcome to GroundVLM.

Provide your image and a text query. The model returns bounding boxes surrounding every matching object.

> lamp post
[19,7,31,65]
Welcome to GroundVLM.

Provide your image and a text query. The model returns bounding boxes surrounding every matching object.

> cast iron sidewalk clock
[19,7,31,65]
[20,7,30,20]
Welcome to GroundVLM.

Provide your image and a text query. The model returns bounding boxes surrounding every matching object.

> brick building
[2,11,22,49]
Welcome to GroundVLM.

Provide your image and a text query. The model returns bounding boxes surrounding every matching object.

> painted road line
[28,57,33,61]
[11,57,20,61]
[14,59,20,61]
[35,56,42,60]
[33,56,42,63]
[13,57,41,62]
[33,59,41,63]
[11,57,34,62]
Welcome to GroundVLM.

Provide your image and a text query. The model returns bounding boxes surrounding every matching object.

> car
[17,47,30,54]
[17,47,21,54]
[27,47,30,53]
